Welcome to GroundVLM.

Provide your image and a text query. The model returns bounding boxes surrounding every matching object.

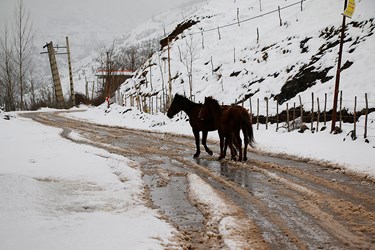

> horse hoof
[193,153,200,158]
[207,150,213,156]
[243,157,247,161]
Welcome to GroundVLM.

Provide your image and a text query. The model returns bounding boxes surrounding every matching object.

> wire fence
[116,90,374,142]
[187,0,309,36]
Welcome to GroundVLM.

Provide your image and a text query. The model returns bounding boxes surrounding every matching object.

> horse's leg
[218,133,226,160]
[234,131,242,161]
[202,131,213,156]
[226,134,237,161]
[193,129,200,158]
[242,128,248,161]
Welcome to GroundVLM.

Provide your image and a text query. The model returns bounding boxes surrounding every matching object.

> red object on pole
[106,96,110,108]
[331,0,348,133]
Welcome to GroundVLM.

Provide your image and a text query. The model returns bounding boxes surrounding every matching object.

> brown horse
[198,96,254,161]
[167,94,217,158]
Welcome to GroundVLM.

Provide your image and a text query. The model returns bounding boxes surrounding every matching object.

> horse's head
[198,96,217,120]
[167,94,183,118]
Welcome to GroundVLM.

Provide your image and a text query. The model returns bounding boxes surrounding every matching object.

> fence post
[340,90,343,130]
[293,102,296,130]
[257,27,260,43]
[353,96,357,140]
[278,6,282,26]
[249,97,253,117]
[276,101,279,132]
[324,93,327,126]
[364,93,368,139]
[299,95,303,123]
[237,8,240,26]
[257,98,259,130]
[317,97,320,132]
[266,97,269,130]
[286,103,290,132]
[311,92,314,131]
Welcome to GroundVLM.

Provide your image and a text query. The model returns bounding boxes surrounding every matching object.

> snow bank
[0,114,176,250]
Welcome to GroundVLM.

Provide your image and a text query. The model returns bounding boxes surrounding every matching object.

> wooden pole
[249,97,253,120]
[299,95,303,123]
[364,93,368,139]
[266,98,269,130]
[237,8,240,26]
[85,77,88,98]
[340,90,343,130]
[276,101,279,132]
[257,98,259,130]
[293,102,296,130]
[91,81,95,101]
[278,6,282,26]
[286,103,290,132]
[167,38,172,107]
[324,93,327,126]
[311,92,314,131]
[317,97,320,132]
[217,26,221,40]
[331,0,348,133]
[201,32,204,49]
[45,41,65,108]
[257,28,259,43]
[66,37,75,107]
[353,96,357,140]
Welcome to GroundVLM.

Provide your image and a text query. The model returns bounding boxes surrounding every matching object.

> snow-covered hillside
[119,0,374,114]
[62,1,204,97]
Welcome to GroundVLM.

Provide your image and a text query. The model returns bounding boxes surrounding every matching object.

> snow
[1,0,375,248]
[0,112,176,250]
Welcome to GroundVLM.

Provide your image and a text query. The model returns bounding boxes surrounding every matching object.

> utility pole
[42,41,65,108]
[331,0,348,133]
[66,36,75,106]
[167,38,172,106]
[41,38,76,108]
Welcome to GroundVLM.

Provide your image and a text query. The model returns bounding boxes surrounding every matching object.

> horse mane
[204,96,221,112]
[173,93,200,113]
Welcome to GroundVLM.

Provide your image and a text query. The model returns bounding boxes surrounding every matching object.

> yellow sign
[343,0,356,18]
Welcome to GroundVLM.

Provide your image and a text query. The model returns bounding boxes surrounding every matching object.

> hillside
[118,0,375,115]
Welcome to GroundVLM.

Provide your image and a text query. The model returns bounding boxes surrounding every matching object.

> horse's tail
[241,111,255,148]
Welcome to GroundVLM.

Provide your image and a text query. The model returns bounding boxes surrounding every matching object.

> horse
[167,94,218,158]
[198,96,254,161]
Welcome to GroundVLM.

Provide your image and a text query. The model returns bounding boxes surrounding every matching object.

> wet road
[22,111,375,249]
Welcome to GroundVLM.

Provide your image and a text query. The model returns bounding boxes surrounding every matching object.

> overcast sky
[0,0,202,45]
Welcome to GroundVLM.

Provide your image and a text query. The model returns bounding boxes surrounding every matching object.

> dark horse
[167,94,217,158]
[198,96,254,161]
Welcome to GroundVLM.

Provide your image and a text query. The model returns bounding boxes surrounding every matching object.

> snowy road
[23,111,375,249]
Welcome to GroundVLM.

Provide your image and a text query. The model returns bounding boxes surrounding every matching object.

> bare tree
[179,35,200,100]
[96,41,117,98]
[0,22,16,111]
[13,0,33,110]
